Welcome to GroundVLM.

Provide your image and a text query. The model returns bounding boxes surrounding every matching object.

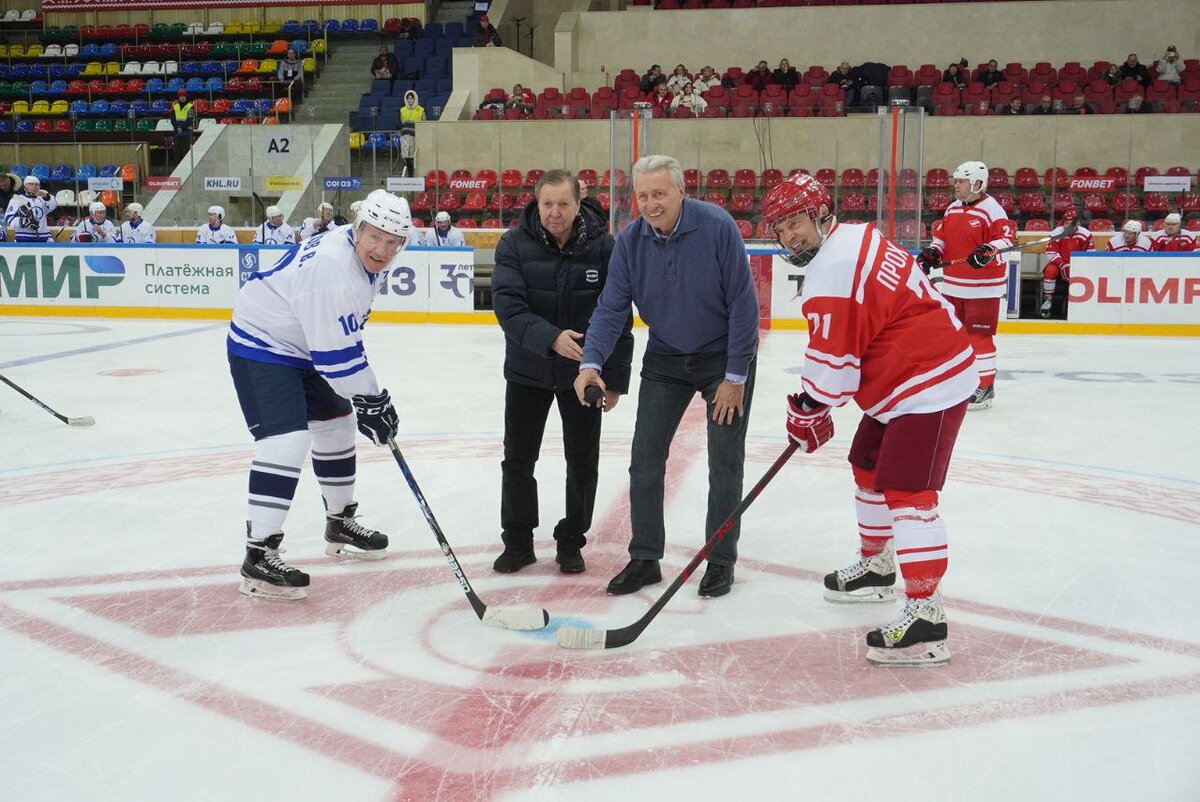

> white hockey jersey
[798,222,977,423]
[299,217,337,241]
[71,217,120,243]
[424,225,466,248]
[121,219,157,244]
[196,223,238,245]
[227,225,384,400]
[5,192,58,242]
[253,221,297,245]
[1106,232,1152,252]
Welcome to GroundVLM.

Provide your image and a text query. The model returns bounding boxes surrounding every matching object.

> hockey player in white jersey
[5,175,58,243]
[71,201,120,243]
[299,201,337,240]
[252,205,296,245]
[196,205,238,244]
[120,202,156,244]
[227,189,413,600]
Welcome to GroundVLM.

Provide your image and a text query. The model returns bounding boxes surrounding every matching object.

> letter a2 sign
[262,129,307,161]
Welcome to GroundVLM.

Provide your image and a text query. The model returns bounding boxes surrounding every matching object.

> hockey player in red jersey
[1040,208,1093,318]
[762,173,977,667]
[917,161,1016,410]
[1150,213,1197,252]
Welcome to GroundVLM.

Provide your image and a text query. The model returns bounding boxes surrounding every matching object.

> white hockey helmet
[1165,212,1182,225]
[265,204,282,219]
[89,201,107,214]
[1122,219,1143,234]
[435,210,451,224]
[318,201,334,213]
[350,200,363,214]
[126,202,143,214]
[23,174,39,186]
[354,189,413,241]
[207,205,225,220]
[952,160,989,195]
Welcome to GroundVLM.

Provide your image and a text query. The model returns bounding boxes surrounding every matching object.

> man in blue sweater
[574,154,760,599]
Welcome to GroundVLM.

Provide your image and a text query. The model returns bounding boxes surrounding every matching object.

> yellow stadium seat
[310,39,326,55]
[26,44,44,58]
[224,21,244,35]
[12,100,29,115]
[257,59,277,75]
[0,45,8,58]
[349,132,364,150]
[30,100,50,114]
[8,44,24,58]
[104,62,121,76]
[303,57,315,74]
[50,100,69,115]
[243,21,261,34]
[261,21,280,35]
[82,62,103,76]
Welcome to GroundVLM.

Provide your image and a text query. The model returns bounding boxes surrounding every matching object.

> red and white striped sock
[855,485,893,558]
[884,489,947,600]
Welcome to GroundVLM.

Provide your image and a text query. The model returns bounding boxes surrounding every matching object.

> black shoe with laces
[698,562,734,598]
[240,532,310,601]
[324,503,389,560]
[606,559,662,595]
[555,544,585,574]
[493,545,536,573]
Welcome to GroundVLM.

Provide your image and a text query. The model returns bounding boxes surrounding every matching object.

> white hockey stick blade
[67,416,96,427]
[555,625,607,650]
[480,606,550,631]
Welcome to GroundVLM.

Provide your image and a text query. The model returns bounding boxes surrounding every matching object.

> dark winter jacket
[492,198,633,393]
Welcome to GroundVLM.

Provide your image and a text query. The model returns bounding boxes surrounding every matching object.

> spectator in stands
[505,84,534,115]
[978,59,1004,88]
[773,58,800,92]
[473,15,501,48]
[371,44,400,94]
[399,90,425,177]
[1103,63,1122,86]
[640,64,663,95]
[693,65,721,93]
[1125,94,1154,113]
[1032,95,1056,115]
[299,202,337,240]
[829,61,855,105]
[171,89,197,161]
[670,82,707,116]
[425,211,465,247]
[1068,93,1095,114]
[648,80,673,114]
[745,60,774,92]
[490,169,632,576]
[1119,53,1153,87]
[666,64,692,94]
[943,63,968,90]
[1000,96,1025,115]
[1155,46,1185,84]
[277,48,305,91]
[121,202,155,244]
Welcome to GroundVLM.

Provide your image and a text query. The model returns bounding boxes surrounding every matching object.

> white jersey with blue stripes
[5,191,58,242]
[227,225,383,400]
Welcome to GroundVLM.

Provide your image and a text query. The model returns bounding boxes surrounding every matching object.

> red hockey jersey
[1150,230,1198,252]
[1045,226,1094,267]
[799,222,978,423]
[930,195,1016,300]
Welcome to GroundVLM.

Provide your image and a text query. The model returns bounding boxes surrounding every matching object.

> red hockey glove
[967,244,998,269]
[786,393,834,453]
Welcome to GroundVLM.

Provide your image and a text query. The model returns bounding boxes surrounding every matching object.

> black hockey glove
[916,247,940,274]
[967,244,997,269]
[352,389,399,446]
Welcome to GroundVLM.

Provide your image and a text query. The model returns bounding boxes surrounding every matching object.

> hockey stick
[932,224,1076,270]
[557,441,799,650]
[386,437,550,631]
[252,191,267,244]
[0,373,95,427]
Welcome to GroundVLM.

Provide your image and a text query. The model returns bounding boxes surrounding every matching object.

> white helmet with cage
[952,161,988,196]
[354,189,413,241]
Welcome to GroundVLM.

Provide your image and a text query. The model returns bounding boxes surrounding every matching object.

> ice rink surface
[1,316,1198,802]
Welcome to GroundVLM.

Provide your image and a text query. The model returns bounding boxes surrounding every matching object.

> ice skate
[865,594,950,667]
[240,532,310,601]
[967,384,994,411]
[1039,298,1052,319]
[823,544,896,603]
[325,502,389,560]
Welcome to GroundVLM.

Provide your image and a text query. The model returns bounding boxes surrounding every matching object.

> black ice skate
[325,502,389,560]
[240,532,310,601]
[968,384,994,411]
[865,594,950,667]
[823,544,896,603]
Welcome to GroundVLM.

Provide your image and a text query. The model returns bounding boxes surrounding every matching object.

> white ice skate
[823,545,897,603]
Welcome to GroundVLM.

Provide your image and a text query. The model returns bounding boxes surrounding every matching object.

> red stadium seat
[1026,218,1051,232]
[987,167,1011,190]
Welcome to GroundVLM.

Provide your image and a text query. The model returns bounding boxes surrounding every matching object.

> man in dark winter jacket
[490,169,634,575]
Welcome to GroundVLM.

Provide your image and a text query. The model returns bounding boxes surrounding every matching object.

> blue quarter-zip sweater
[582,198,759,378]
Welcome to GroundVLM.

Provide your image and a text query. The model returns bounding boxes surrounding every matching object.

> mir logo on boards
[0,254,125,299]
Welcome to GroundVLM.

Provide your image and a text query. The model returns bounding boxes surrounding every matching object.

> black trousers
[500,381,602,551]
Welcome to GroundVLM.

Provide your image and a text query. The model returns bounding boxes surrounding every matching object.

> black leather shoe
[606,559,662,595]
[698,562,734,598]
[555,545,585,574]
[493,546,536,573]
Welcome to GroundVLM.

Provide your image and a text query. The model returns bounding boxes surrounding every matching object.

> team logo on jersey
[15,199,40,230]
[439,263,473,299]
[967,217,982,228]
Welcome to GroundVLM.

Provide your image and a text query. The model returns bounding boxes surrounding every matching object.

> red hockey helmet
[761,172,832,229]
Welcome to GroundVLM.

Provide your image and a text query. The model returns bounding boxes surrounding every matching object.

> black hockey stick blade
[386,438,549,631]
[556,441,799,650]
[0,373,95,427]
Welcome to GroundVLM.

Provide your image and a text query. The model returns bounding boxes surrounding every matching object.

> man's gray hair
[632,155,684,190]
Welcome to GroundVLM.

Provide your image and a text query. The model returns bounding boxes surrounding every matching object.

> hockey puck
[583,385,604,408]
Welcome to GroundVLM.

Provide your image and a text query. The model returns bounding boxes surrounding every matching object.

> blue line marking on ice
[525,617,596,641]
[0,322,226,370]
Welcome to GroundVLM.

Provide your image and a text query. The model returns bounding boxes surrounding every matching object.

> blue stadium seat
[149,100,170,114]
[32,164,51,181]
[80,44,100,58]
[185,77,205,92]
[50,164,73,182]
[88,99,110,114]
[98,164,119,178]
[360,18,378,33]
[205,77,223,92]
[424,22,443,39]
[131,99,150,115]
[145,78,164,95]
[323,19,340,33]
[69,100,88,115]
[109,100,131,115]
[394,40,413,58]
[231,99,253,115]
[165,77,185,92]
[444,22,464,39]
[49,64,68,80]
[280,20,301,36]
[0,121,11,133]
[10,164,29,178]
[98,44,118,59]
[339,19,358,34]
[254,98,272,114]
[75,164,97,180]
